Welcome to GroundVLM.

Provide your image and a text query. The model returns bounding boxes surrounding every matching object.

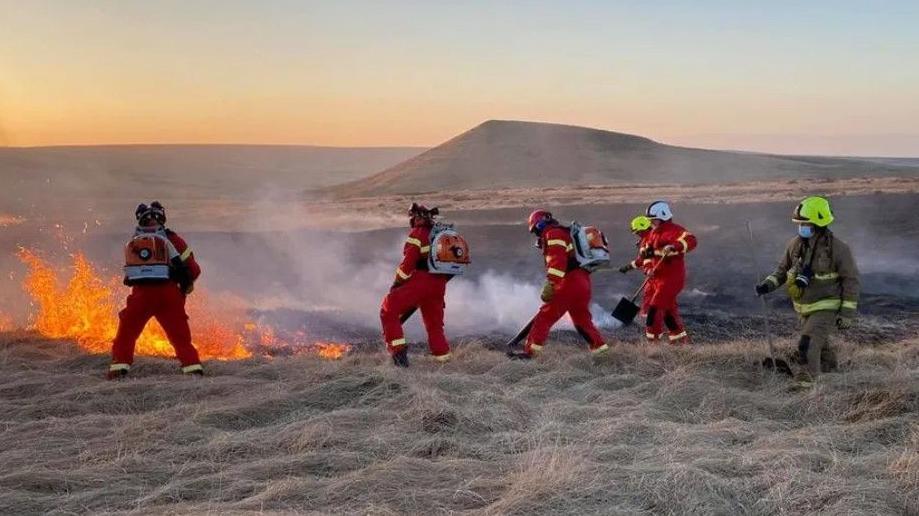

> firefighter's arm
[394,232,426,285]
[662,229,697,256]
[762,241,794,293]
[167,232,200,292]
[543,234,570,287]
[835,240,860,318]
[630,248,648,269]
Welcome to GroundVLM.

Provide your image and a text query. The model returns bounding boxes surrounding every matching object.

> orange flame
[314,341,352,360]
[0,313,14,332]
[15,249,357,362]
[0,214,25,227]
[240,324,352,359]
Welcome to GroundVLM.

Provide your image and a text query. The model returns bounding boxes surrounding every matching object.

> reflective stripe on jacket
[763,230,859,317]
[541,226,574,287]
[395,225,432,281]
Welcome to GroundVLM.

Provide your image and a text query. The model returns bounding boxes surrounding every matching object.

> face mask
[532,219,550,236]
[797,225,814,239]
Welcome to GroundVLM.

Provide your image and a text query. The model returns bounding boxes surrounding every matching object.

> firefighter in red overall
[108,202,203,379]
[641,201,697,344]
[619,215,656,318]
[510,210,608,359]
[379,203,452,367]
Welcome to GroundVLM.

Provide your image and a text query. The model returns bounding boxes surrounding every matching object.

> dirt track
[307,176,919,231]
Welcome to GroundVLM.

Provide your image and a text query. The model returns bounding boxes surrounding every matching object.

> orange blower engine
[427,223,471,275]
[123,231,180,283]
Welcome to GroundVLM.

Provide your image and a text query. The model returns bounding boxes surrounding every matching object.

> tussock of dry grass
[1,331,917,515]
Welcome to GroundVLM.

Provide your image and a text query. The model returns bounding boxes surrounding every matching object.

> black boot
[392,348,410,367]
[762,357,793,376]
[506,350,533,360]
[106,369,128,381]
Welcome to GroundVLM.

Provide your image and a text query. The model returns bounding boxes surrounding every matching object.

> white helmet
[646,201,673,221]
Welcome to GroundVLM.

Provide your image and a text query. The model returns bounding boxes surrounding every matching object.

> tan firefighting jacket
[762,230,859,318]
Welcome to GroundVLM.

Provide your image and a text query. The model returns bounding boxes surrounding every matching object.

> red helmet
[527,209,553,234]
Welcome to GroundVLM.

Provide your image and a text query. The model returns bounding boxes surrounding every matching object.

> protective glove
[540,282,555,303]
[390,277,406,291]
[182,282,195,295]
[662,245,677,257]
[836,316,853,330]
[754,282,770,296]
[618,263,634,274]
[640,246,655,259]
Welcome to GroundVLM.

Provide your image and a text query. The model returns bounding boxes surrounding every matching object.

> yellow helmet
[630,215,652,233]
[792,196,834,227]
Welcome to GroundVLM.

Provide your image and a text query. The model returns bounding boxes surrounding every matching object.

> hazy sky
[2,1,917,155]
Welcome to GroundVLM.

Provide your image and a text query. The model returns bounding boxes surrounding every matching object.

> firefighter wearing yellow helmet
[618,215,658,322]
[755,196,860,384]
[619,216,653,273]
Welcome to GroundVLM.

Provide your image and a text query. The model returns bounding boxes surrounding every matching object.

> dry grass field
[1,332,916,515]
[2,124,918,515]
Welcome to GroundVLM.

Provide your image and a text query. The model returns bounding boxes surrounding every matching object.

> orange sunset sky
[2,1,917,155]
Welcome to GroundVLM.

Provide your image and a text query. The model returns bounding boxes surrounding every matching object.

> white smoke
[239,190,620,338]
[443,271,621,335]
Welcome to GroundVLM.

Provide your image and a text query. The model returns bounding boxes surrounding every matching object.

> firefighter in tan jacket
[755,196,860,381]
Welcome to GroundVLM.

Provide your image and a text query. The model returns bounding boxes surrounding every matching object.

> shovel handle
[629,252,669,302]
[629,276,651,303]
[505,316,536,349]
[746,220,778,376]
[400,307,417,324]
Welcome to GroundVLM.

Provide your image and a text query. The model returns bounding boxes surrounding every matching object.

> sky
[1,0,918,155]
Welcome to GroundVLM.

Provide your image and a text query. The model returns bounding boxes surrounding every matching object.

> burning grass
[0,335,915,514]
[14,249,352,361]
[0,214,25,227]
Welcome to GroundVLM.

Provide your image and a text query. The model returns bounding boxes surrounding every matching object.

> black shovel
[610,279,649,325]
[400,308,417,324]
[611,256,666,325]
[505,316,536,349]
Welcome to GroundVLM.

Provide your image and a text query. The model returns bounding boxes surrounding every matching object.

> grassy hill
[337,120,919,196]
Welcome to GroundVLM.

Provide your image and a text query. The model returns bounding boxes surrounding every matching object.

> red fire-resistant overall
[379,225,451,361]
[525,225,607,355]
[110,230,203,374]
[642,220,697,343]
[630,229,656,317]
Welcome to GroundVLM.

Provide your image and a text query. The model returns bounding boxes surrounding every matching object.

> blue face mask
[797,225,814,239]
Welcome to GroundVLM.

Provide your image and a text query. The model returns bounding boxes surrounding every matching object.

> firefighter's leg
[665,303,689,344]
[646,278,674,342]
[111,288,154,374]
[801,311,836,377]
[418,281,450,361]
[821,343,839,373]
[645,307,664,342]
[525,292,569,356]
[639,281,655,318]
[379,280,421,355]
[566,271,607,354]
[154,285,202,373]
[644,280,667,342]
[655,276,687,344]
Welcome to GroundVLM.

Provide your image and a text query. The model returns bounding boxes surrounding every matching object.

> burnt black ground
[3,194,918,349]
